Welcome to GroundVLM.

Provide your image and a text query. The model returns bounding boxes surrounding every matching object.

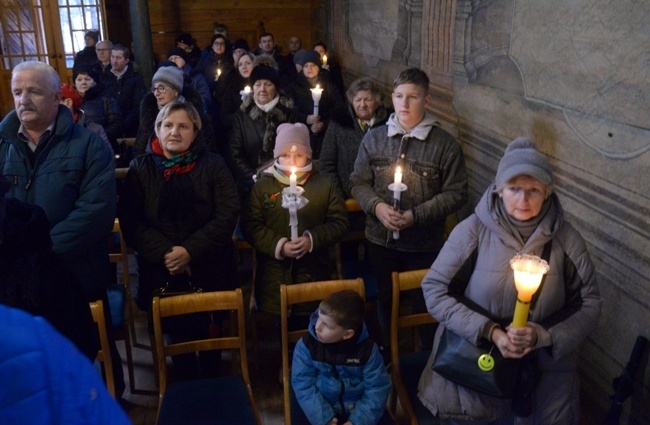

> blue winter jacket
[292,310,391,425]
[0,304,131,425]
[0,106,117,300]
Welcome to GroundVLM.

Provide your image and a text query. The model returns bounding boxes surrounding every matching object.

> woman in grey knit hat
[134,62,215,156]
[418,137,602,424]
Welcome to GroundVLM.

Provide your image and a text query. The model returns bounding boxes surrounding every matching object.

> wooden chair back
[89,300,115,397]
[280,278,365,425]
[389,269,437,424]
[151,289,260,423]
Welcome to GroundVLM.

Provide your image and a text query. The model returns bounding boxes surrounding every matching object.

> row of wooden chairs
[90,267,435,423]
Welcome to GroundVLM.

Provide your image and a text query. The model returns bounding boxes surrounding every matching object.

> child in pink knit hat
[241,122,348,318]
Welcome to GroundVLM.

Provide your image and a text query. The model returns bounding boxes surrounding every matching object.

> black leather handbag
[432,240,552,399]
[432,326,520,398]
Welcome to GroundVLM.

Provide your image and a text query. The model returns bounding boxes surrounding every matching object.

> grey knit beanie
[152,65,184,93]
[495,138,552,187]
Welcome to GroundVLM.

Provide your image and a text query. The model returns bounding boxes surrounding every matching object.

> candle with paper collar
[290,167,297,191]
[392,166,402,239]
[510,254,549,327]
[310,84,323,116]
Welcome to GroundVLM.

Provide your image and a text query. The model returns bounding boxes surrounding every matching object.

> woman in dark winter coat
[118,101,239,380]
[228,63,297,199]
[0,175,98,361]
[134,62,215,156]
[220,51,256,128]
[73,64,122,149]
[286,50,345,159]
[320,77,391,200]
[195,33,235,103]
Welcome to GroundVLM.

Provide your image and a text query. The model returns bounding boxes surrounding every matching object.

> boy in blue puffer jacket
[291,290,391,425]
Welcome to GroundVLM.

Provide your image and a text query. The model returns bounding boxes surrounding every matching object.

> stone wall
[328,0,650,419]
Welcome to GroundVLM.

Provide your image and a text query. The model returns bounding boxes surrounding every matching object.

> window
[0,0,48,69]
[58,0,105,68]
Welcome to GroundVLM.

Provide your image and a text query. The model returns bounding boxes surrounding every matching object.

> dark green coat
[241,170,348,315]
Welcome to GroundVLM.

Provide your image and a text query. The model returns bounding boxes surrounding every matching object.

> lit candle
[244,85,251,94]
[322,55,328,66]
[290,167,297,191]
[510,254,549,327]
[394,166,402,185]
[392,166,402,239]
[215,68,222,81]
[310,84,323,116]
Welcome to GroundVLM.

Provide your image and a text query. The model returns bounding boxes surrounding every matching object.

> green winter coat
[241,169,348,315]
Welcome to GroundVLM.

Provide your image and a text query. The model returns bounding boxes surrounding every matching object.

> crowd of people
[0,23,601,425]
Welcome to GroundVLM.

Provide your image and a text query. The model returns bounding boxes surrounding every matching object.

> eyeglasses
[213,42,226,46]
[96,48,110,52]
[151,85,168,94]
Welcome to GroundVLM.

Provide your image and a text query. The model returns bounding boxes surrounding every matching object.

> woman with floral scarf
[118,101,239,380]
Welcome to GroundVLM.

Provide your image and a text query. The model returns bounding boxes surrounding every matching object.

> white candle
[244,85,251,94]
[290,167,297,191]
[310,84,323,116]
[393,166,402,239]
[322,55,328,66]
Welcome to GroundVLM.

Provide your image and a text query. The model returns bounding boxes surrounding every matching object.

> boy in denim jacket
[349,68,468,354]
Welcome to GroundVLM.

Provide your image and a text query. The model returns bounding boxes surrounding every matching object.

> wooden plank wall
[144,0,323,65]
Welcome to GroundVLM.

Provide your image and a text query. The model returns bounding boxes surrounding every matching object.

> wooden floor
[114,252,608,425]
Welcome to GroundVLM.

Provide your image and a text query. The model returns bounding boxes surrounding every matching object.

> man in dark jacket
[0,61,122,393]
[101,44,147,137]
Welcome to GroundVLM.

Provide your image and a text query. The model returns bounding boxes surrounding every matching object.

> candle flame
[291,167,296,174]
[396,166,401,173]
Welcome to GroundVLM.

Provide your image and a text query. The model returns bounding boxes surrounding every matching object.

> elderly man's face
[12,70,61,132]
[352,90,379,121]
[96,42,111,64]
[289,37,301,53]
[259,36,274,53]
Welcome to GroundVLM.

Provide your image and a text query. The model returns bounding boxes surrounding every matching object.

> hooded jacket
[292,309,391,425]
[350,113,468,252]
[417,185,602,423]
[320,102,390,199]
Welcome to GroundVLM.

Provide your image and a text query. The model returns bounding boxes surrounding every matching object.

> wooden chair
[280,278,365,425]
[152,289,261,425]
[388,269,438,424]
[89,300,115,397]
[109,218,155,395]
